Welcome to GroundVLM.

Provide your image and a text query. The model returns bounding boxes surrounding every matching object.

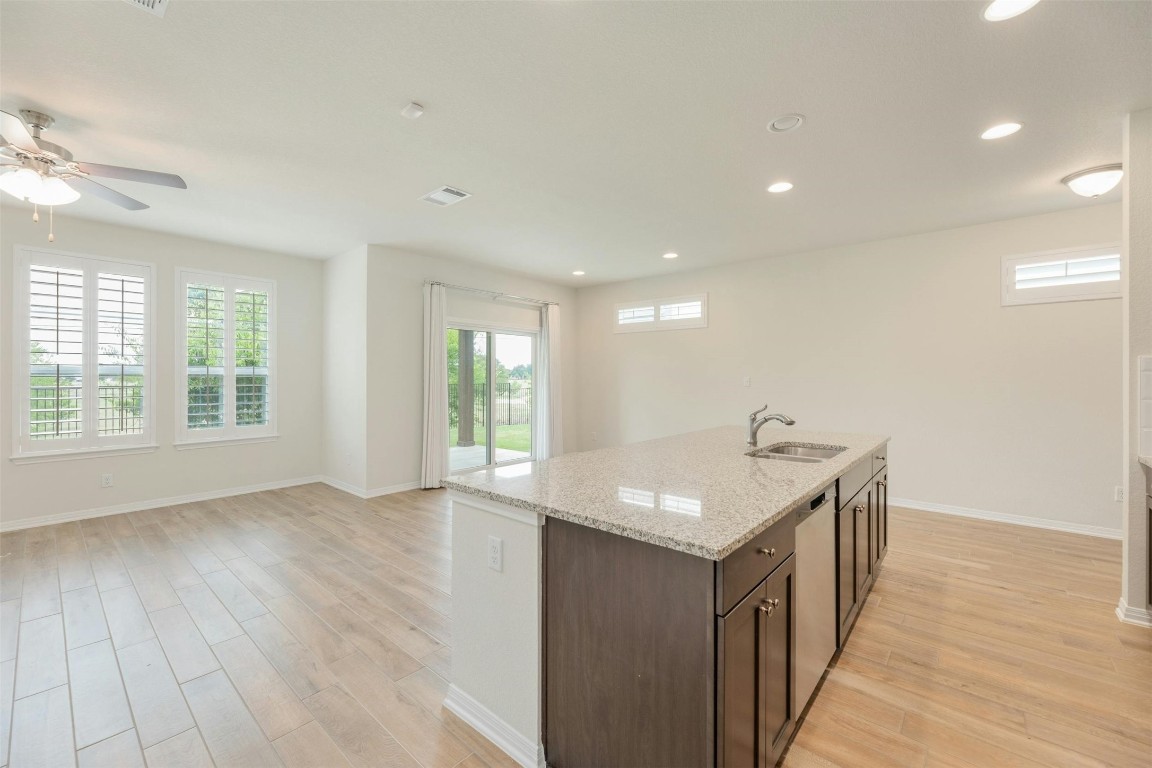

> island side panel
[448,493,544,765]
[544,518,716,767]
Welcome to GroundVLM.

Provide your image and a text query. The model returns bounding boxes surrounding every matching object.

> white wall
[322,245,369,490]
[0,207,324,528]
[1120,108,1152,623]
[574,204,1124,534]
[363,247,578,493]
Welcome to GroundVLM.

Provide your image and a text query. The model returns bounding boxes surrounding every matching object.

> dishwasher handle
[796,485,836,524]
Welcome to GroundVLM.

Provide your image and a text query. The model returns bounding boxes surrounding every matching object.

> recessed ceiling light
[400,102,424,119]
[572,270,585,276]
[981,122,1022,140]
[768,114,805,133]
[983,0,1041,22]
[1061,164,1123,198]
[663,252,679,260]
[766,182,793,194]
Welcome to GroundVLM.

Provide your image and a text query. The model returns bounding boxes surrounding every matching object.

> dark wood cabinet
[718,554,795,768]
[854,488,873,601]
[836,499,856,638]
[837,483,871,643]
[874,469,888,567]
[761,555,796,763]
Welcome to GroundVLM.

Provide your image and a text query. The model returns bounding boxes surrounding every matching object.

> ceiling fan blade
[64,176,149,211]
[74,161,187,189]
[0,111,38,151]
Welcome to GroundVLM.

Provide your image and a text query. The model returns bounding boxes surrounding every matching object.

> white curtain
[421,284,449,488]
[536,303,564,460]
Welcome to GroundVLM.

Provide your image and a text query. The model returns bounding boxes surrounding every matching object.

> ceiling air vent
[122,0,168,18]
[420,186,471,206]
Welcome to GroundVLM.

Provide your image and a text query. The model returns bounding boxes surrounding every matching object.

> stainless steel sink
[746,443,847,463]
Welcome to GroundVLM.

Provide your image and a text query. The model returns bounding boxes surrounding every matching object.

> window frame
[175,268,277,446]
[1001,245,1122,307]
[11,245,156,460]
[614,293,708,333]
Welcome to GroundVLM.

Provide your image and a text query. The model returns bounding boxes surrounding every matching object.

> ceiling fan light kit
[0,108,187,241]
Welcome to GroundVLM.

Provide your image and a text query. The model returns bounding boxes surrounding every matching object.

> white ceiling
[1,1,1149,284]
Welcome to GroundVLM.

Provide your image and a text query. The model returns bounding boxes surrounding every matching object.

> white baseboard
[0,475,326,532]
[444,684,540,768]
[1116,598,1152,628]
[890,497,1123,540]
[319,476,421,499]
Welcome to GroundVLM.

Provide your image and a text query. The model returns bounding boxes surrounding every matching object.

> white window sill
[10,444,160,465]
[174,434,280,450]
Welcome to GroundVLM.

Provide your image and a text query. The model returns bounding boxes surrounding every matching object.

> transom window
[615,294,708,332]
[13,247,153,458]
[1002,246,1121,306]
[177,269,276,444]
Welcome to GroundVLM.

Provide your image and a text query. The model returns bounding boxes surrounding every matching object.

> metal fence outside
[449,381,532,427]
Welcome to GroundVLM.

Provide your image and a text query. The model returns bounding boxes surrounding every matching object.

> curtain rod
[425,280,558,306]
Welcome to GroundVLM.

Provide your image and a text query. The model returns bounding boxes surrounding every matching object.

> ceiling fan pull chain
[32,203,39,223]
[48,206,55,243]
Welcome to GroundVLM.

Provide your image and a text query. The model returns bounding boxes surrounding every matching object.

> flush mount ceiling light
[572,270,585,276]
[662,252,679,260]
[766,181,794,194]
[1061,164,1123,198]
[768,114,804,133]
[400,102,424,119]
[983,0,1041,21]
[981,122,1022,140]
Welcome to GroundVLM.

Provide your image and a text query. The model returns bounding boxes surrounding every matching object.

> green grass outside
[449,423,532,454]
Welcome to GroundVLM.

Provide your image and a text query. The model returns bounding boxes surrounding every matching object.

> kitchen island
[443,425,890,767]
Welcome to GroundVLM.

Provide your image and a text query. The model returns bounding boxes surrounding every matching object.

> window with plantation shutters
[1002,246,1122,306]
[13,248,154,459]
[615,294,708,332]
[177,269,276,445]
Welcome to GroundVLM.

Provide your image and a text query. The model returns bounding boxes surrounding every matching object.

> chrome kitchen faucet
[747,405,796,447]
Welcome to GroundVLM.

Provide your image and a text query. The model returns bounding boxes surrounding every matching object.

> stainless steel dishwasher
[795,483,838,711]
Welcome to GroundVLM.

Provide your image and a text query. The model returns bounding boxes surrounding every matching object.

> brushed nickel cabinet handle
[855,505,865,514]
[757,547,776,557]
[878,480,887,487]
[759,598,780,616]
[875,455,885,461]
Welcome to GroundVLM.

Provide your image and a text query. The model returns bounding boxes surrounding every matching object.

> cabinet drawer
[838,459,873,510]
[717,516,795,615]
[872,443,888,476]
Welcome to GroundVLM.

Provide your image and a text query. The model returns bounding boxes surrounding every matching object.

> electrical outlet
[590,432,598,443]
[101,473,114,488]
[743,376,752,387]
[487,535,503,572]
[1114,486,1125,502]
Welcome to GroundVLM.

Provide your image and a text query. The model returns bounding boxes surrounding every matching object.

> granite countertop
[443,426,889,560]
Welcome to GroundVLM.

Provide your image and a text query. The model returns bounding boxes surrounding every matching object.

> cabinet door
[853,487,873,604]
[762,555,796,764]
[875,470,888,564]
[718,556,796,768]
[719,579,767,767]
[836,505,856,643]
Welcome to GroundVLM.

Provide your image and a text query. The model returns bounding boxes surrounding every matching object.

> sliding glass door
[447,328,535,473]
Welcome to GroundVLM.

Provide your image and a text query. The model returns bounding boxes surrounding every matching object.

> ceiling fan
[0,108,187,218]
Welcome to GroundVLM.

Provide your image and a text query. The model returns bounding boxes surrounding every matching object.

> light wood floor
[0,487,1148,768]
[0,483,516,768]
[785,508,1152,768]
